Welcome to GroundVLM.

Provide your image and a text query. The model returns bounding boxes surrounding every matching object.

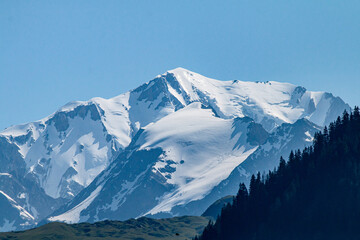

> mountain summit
[0,68,350,230]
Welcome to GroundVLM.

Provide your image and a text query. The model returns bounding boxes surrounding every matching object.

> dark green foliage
[202,195,235,220]
[195,107,360,240]
[0,216,209,240]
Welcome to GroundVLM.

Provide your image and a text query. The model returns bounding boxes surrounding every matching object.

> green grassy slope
[0,216,208,240]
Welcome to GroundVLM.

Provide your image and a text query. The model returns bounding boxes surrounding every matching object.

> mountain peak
[165,67,217,87]
[166,67,207,78]
[167,67,191,74]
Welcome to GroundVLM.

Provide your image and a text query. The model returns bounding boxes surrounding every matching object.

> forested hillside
[196,107,360,240]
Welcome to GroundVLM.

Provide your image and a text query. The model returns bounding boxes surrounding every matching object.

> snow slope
[138,103,259,215]
[48,103,263,222]
[174,118,322,216]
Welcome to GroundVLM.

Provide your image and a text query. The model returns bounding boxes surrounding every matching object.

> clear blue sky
[1,0,359,131]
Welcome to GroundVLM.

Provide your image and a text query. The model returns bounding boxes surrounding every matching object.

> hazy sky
[1,0,359,130]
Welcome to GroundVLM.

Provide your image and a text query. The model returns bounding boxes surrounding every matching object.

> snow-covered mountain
[0,68,350,229]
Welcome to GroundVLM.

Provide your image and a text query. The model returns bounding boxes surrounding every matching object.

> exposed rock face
[0,137,65,230]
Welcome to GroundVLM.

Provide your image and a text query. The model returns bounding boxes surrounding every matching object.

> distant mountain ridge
[0,68,350,230]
